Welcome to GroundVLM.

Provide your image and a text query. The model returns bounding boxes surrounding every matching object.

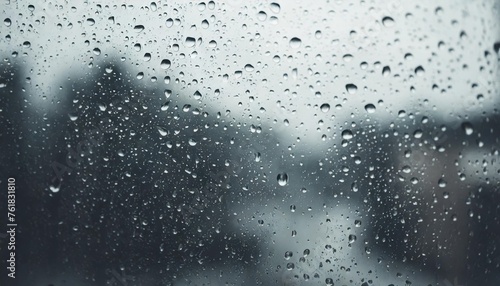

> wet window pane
[1,1,499,285]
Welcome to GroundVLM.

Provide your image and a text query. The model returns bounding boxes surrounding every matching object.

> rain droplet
[208,40,217,48]
[351,182,358,192]
[382,16,395,27]
[382,66,391,77]
[320,103,330,112]
[270,2,281,13]
[342,129,353,140]
[160,59,171,69]
[438,178,447,188]
[160,101,170,111]
[143,53,151,61]
[185,37,196,47]
[462,122,473,135]
[415,66,425,76]
[289,37,302,49]
[4,18,11,27]
[23,41,31,48]
[165,18,174,28]
[134,25,145,32]
[346,83,357,94]
[277,172,288,186]
[257,11,267,21]
[364,103,376,113]
[150,2,157,11]
[284,251,293,260]
[348,234,357,243]
[157,126,168,136]
[49,184,60,193]
[86,18,95,26]
[245,64,254,72]
[193,90,202,100]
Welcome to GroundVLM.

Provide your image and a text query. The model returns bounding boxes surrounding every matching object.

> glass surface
[1,0,499,285]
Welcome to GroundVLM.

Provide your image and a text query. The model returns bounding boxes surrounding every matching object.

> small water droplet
[438,178,447,188]
[415,66,425,76]
[23,41,31,48]
[160,59,171,69]
[157,126,168,136]
[193,90,202,100]
[462,122,473,135]
[364,103,376,113]
[49,184,60,193]
[289,37,302,49]
[257,11,267,21]
[346,83,357,94]
[382,16,395,27]
[320,103,330,112]
[165,18,174,28]
[86,18,95,26]
[134,25,145,32]
[382,66,391,77]
[270,2,280,13]
[185,37,196,47]
[351,182,358,192]
[342,129,353,140]
[277,172,288,186]
[348,234,357,243]
[4,18,11,27]
[284,251,293,260]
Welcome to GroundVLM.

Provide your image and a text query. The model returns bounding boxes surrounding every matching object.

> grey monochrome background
[0,0,500,285]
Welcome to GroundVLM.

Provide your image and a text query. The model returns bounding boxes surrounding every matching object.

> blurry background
[1,0,499,285]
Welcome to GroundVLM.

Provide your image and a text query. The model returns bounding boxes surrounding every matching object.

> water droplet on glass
[382,66,391,77]
[415,66,425,76]
[157,126,168,136]
[134,25,145,32]
[86,18,95,26]
[462,122,473,135]
[4,18,11,27]
[270,2,280,13]
[342,129,353,140]
[348,234,357,243]
[208,40,217,48]
[346,83,357,94]
[289,37,302,49]
[185,37,196,47]
[364,103,376,113]
[245,64,254,72]
[165,18,174,28]
[438,178,447,188]
[50,184,60,193]
[382,16,395,27]
[193,90,202,100]
[23,41,31,48]
[320,103,330,112]
[351,182,358,192]
[257,11,267,21]
[160,59,171,69]
[284,251,293,260]
[277,172,288,186]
